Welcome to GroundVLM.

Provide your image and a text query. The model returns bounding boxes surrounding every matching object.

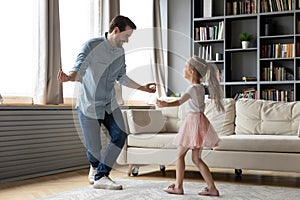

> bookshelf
[192,0,300,102]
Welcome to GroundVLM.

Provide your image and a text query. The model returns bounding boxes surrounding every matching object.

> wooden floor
[0,165,299,200]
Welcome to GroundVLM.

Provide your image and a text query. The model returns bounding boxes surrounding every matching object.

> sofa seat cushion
[215,135,300,153]
[127,133,177,149]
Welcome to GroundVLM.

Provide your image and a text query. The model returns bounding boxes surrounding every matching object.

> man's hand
[57,68,70,82]
[143,83,156,93]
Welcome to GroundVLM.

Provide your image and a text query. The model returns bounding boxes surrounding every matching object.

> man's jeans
[77,107,127,181]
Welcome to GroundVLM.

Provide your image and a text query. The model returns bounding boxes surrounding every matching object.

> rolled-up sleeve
[71,43,91,79]
[116,63,130,85]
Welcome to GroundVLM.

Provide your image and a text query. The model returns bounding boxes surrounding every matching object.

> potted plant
[239,32,253,49]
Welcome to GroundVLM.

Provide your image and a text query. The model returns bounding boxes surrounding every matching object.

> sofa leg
[128,164,140,176]
[159,165,166,174]
[235,169,242,176]
[131,166,139,176]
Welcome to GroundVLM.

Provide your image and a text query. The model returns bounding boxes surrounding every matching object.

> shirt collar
[101,32,123,53]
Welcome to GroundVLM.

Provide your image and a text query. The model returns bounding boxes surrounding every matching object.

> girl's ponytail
[188,56,225,113]
[206,63,225,113]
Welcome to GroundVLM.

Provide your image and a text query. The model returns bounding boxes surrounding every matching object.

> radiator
[0,106,89,183]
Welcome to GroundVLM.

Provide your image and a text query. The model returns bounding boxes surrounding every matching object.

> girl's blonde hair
[187,56,225,112]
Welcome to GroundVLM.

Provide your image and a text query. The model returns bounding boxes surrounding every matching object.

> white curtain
[34,0,63,104]
[153,0,166,98]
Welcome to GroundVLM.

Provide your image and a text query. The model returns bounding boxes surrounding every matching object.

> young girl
[156,56,224,196]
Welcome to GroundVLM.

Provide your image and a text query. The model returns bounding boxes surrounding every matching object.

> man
[57,15,156,190]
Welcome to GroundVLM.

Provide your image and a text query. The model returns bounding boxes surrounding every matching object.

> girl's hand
[156,99,167,107]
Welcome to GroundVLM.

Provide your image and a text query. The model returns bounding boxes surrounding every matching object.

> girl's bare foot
[198,187,219,196]
[163,183,184,195]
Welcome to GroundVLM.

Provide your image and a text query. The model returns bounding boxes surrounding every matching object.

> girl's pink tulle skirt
[174,112,220,149]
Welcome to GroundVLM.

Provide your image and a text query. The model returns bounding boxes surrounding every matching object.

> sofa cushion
[215,135,300,153]
[298,122,300,138]
[156,98,236,135]
[126,109,165,134]
[205,98,236,136]
[155,97,183,133]
[157,106,181,133]
[235,99,300,135]
[127,133,177,148]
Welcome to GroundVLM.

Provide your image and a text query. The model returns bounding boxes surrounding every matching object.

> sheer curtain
[120,0,167,102]
[153,0,166,98]
[34,0,63,104]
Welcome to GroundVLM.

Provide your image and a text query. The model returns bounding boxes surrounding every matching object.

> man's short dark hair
[108,15,137,33]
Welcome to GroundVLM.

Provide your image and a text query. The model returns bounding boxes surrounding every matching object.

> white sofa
[117,98,300,176]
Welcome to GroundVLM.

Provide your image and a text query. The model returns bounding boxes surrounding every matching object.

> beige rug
[40,178,299,200]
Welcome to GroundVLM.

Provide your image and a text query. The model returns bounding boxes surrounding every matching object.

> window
[0,0,160,104]
[59,0,99,98]
[0,0,35,97]
[0,0,98,103]
[120,0,156,103]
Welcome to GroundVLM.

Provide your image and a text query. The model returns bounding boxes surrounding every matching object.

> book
[203,0,212,18]
[282,0,287,10]
[209,45,212,60]
[218,21,224,40]
[226,2,232,15]
[297,67,300,80]
[261,0,268,12]
[268,0,273,12]
[198,46,202,58]
[270,61,274,81]
[233,1,237,15]
[195,27,199,40]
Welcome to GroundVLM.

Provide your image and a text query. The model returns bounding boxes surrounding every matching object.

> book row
[261,66,288,81]
[261,89,294,101]
[261,0,292,13]
[234,88,258,100]
[261,43,294,58]
[226,0,257,15]
[194,21,224,41]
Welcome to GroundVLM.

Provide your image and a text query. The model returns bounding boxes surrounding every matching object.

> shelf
[225,14,257,19]
[260,58,294,61]
[260,81,296,84]
[226,47,257,52]
[194,39,224,43]
[260,11,295,16]
[260,35,294,39]
[192,0,300,102]
[194,16,225,21]
[224,81,258,86]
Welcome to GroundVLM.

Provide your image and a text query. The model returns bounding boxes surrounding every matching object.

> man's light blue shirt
[71,34,130,119]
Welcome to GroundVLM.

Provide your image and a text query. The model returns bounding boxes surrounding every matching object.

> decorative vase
[242,41,250,49]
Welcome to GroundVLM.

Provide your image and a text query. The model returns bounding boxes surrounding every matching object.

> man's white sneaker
[93,176,123,190]
[88,166,97,184]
